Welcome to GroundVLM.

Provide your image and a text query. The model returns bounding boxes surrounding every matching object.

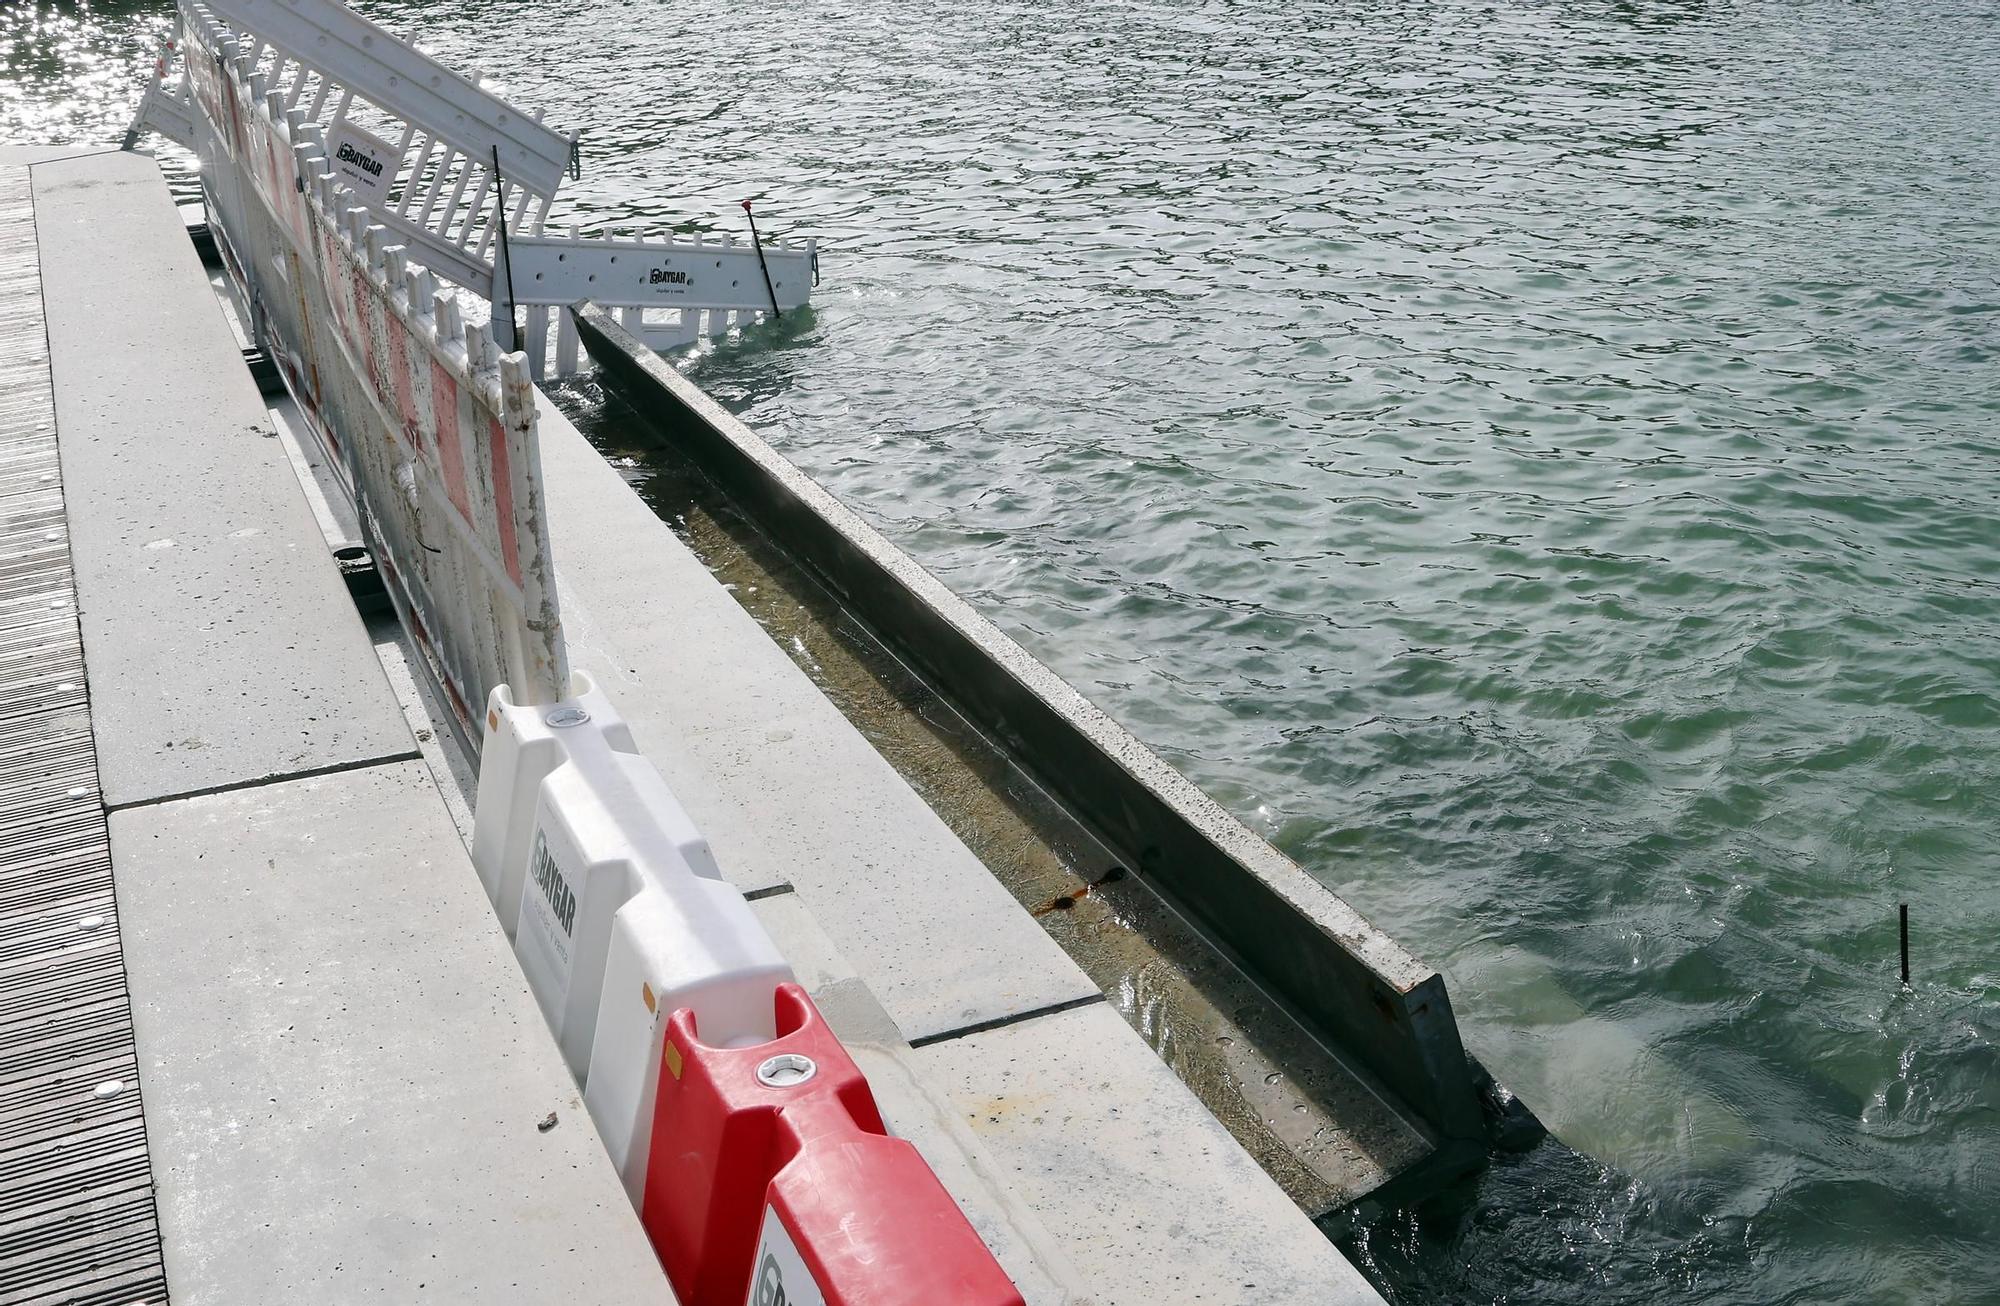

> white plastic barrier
[473,675,794,1191]
[471,672,641,938]
[588,887,790,1203]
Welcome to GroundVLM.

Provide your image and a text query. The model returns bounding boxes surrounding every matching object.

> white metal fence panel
[182,1,568,729]
[124,33,196,150]
[201,0,573,195]
[184,0,563,307]
[138,0,820,382]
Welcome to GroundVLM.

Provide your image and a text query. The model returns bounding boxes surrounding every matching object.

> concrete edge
[572,303,1487,1143]
[529,384,1105,1041]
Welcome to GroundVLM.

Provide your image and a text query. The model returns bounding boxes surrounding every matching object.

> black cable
[490,145,520,348]
[741,198,782,321]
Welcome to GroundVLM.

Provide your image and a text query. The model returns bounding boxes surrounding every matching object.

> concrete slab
[536,393,1100,1041]
[915,1003,1388,1306]
[32,149,411,809]
[111,761,672,1304]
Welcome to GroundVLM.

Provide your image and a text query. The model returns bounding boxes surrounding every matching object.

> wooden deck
[0,148,168,1306]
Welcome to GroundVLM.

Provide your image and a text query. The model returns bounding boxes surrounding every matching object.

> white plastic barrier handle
[587,884,794,1202]
[516,737,685,1074]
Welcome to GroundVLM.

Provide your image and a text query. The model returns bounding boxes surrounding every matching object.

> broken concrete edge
[571,302,1499,1148]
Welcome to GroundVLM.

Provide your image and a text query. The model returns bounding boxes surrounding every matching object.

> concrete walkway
[0,142,1389,1306]
[6,147,667,1303]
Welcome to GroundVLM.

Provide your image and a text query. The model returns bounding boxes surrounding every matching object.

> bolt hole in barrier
[473,676,1024,1304]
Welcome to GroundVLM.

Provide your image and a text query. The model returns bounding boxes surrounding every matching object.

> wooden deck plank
[0,162,167,1306]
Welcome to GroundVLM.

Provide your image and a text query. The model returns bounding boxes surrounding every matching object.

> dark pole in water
[491,146,521,350]
[1899,902,1910,987]
[741,198,782,321]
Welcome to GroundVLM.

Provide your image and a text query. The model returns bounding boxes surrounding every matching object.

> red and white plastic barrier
[471,684,1024,1299]
[472,677,792,1117]
[645,984,1025,1306]
[471,684,1023,1305]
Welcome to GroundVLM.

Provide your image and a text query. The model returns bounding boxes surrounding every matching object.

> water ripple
[13,0,1999,1298]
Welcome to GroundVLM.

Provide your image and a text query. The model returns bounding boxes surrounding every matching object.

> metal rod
[1900,902,1910,986]
[741,198,781,321]
[490,145,520,350]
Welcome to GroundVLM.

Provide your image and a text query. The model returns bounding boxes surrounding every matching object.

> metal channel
[0,170,168,1306]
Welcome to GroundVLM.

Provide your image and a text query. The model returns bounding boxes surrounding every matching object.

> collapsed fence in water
[136,0,815,383]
